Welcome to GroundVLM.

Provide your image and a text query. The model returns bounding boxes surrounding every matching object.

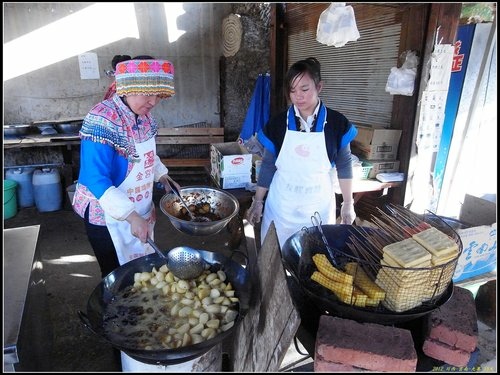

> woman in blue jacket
[73,55,180,277]
[245,57,358,248]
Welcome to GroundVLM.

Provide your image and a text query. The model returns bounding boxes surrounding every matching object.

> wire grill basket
[301,205,462,316]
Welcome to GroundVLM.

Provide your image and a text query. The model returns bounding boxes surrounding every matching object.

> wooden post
[225,220,301,371]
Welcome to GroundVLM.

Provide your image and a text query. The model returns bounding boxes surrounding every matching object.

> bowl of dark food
[160,186,239,236]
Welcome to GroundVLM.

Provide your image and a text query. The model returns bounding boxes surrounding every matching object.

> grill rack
[305,205,462,314]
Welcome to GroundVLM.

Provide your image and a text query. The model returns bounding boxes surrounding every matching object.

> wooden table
[336,178,402,204]
[4,135,81,193]
[3,134,80,149]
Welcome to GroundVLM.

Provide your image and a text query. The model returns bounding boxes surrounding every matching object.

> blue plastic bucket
[33,168,63,212]
[4,179,18,219]
[6,167,35,207]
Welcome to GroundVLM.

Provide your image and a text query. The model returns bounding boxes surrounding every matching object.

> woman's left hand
[340,201,356,225]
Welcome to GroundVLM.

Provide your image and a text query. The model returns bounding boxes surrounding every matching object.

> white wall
[3,2,231,127]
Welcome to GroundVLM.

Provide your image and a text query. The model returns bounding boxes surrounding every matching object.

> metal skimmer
[147,238,206,279]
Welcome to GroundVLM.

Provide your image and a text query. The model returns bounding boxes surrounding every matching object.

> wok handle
[77,310,98,335]
[229,249,249,268]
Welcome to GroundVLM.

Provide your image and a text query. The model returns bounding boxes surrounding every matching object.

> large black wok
[280,219,459,325]
[78,250,251,365]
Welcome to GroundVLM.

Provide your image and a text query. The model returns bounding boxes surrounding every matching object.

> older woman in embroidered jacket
[72,55,179,277]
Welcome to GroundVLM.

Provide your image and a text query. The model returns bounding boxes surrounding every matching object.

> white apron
[261,123,336,248]
[104,137,156,265]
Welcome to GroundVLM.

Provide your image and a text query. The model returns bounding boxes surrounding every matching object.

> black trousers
[84,207,120,278]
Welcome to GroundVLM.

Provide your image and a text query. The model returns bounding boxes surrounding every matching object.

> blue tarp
[238,73,271,142]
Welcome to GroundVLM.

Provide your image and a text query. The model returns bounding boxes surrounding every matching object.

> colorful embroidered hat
[114,59,175,99]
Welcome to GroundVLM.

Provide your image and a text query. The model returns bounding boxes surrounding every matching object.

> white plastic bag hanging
[316,3,360,47]
[385,50,419,96]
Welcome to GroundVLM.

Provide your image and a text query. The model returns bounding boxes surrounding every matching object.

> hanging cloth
[239,73,271,143]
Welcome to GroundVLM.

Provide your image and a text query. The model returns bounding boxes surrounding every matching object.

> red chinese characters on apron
[104,137,156,265]
[261,128,336,248]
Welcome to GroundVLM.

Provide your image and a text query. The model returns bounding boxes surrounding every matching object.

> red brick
[422,338,471,367]
[424,286,478,352]
[314,357,362,372]
[315,315,417,372]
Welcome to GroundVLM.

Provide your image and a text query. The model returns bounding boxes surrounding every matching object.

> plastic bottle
[5,167,36,207]
[32,168,63,212]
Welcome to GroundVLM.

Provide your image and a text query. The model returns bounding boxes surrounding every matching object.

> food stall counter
[3,225,53,372]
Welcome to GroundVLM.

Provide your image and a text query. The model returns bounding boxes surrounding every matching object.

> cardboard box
[452,223,497,283]
[214,173,252,189]
[352,125,402,160]
[210,142,253,180]
[363,159,400,179]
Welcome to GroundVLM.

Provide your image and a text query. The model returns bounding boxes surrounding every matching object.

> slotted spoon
[147,238,206,280]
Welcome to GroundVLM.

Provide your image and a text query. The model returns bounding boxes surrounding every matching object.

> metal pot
[160,186,239,236]
[79,250,251,365]
[4,124,32,137]
[54,121,82,134]
[280,222,457,325]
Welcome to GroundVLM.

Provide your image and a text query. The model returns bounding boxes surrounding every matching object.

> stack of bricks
[422,286,479,367]
[314,315,418,372]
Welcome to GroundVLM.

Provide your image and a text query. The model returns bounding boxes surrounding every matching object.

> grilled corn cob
[311,271,353,303]
[312,254,354,285]
[345,262,386,301]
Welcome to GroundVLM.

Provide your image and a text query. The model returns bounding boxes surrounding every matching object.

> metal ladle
[147,238,206,280]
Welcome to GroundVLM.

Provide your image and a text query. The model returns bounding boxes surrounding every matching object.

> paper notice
[78,52,100,80]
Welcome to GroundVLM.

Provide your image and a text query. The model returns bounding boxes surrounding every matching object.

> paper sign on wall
[427,44,454,91]
[417,90,448,151]
[78,52,100,80]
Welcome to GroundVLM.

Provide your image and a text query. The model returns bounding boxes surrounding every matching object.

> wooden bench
[156,126,224,183]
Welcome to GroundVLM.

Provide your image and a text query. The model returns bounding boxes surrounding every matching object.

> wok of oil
[102,286,177,351]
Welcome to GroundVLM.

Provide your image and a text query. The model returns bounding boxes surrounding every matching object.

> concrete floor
[3,185,314,372]
[3,185,495,372]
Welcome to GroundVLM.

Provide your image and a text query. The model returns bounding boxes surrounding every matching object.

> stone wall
[4,3,270,167]
[220,3,271,142]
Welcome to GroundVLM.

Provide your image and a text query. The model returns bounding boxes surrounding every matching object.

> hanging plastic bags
[316,3,360,47]
[385,50,419,96]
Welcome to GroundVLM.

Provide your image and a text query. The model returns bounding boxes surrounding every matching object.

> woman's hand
[126,211,150,243]
[340,201,356,224]
[245,197,264,226]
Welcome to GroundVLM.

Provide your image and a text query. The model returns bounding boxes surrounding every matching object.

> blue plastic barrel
[6,167,36,207]
[32,168,63,212]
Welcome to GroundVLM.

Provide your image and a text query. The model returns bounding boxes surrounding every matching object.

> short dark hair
[111,55,131,70]
[284,57,322,100]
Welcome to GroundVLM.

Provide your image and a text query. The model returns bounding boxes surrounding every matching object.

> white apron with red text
[104,137,156,265]
[261,128,335,248]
